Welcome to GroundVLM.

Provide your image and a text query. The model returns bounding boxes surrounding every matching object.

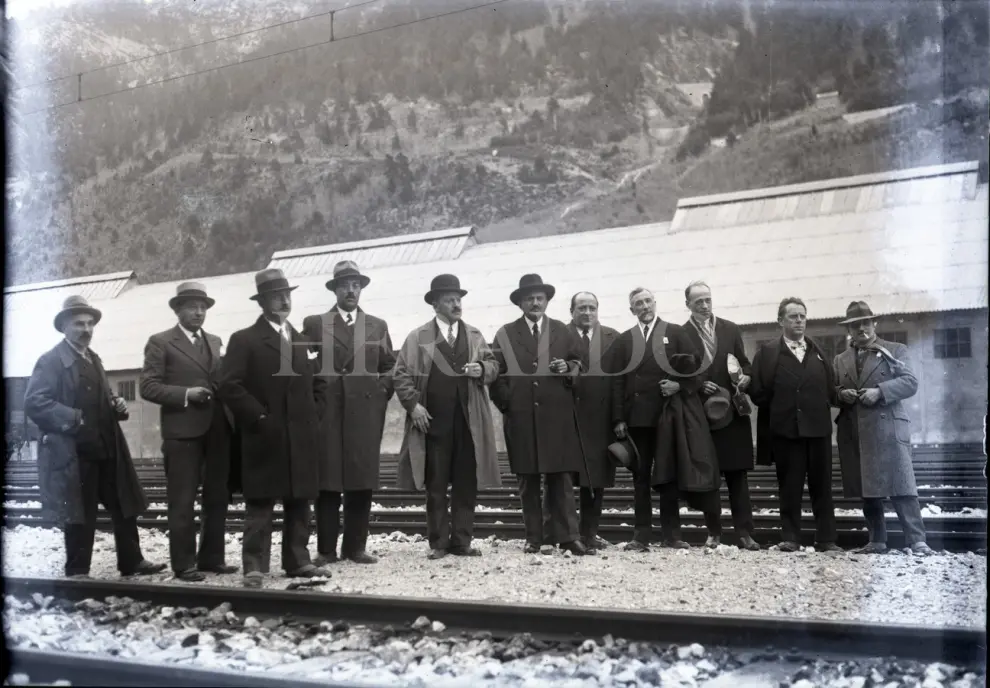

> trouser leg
[517,474,544,547]
[64,459,100,577]
[862,497,887,544]
[95,453,143,574]
[629,428,657,545]
[199,431,230,569]
[656,482,683,542]
[545,472,580,545]
[724,470,755,535]
[341,490,372,556]
[891,495,927,546]
[242,499,274,575]
[425,434,453,551]
[578,487,604,541]
[448,413,478,550]
[772,436,806,544]
[281,498,312,572]
[162,438,201,573]
[806,437,837,544]
[315,491,342,556]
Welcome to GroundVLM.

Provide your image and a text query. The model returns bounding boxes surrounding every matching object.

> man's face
[629,290,655,324]
[571,294,599,329]
[64,313,96,349]
[778,302,807,339]
[687,285,712,319]
[520,291,548,320]
[175,299,209,331]
[261,291,292,322]
[847,318,877,347]
[433,293,463,323]
[335,278,363,311]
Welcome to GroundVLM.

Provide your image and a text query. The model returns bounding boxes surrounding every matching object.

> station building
[4,161,987,459]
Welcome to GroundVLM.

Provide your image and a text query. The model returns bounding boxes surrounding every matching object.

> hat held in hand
[607,437,639,472]
[704,386,734,431]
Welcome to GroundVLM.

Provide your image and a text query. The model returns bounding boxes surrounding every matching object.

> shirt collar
[640,316,658,335]
[854,336,877,350]
[784,336,806,348]
[436,316,459,336]
[574,322,594,339]
[178,323,200,342]
[524,315,546,331]
[266,318,288,335]
[65,338,91,361]
[691,313,715,330]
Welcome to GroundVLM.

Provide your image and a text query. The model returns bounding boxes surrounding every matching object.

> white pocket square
[218,346,225,357]
[307,350,319,360]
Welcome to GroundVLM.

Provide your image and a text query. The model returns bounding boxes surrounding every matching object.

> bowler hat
[424,274,468,304]
[509,274,556,306]
[53,295,102,332]
[838,301,879,325]
[704,386,734,431]
[326,260,371,291]
[607,437,639,472]
[249,268,297,301]
[169,281,215,310]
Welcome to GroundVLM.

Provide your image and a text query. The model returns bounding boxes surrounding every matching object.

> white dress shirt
[436,316,460,341]
[785,336,807,362]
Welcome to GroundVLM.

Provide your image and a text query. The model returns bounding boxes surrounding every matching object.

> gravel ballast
[3,525,985,628]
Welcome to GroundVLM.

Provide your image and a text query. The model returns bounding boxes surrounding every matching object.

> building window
[934,328,971,359]
[817,334,849,364]
[878,330,908,345]
[117,380,137,401]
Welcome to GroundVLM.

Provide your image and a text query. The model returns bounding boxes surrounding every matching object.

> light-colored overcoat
[833,338,919,499]
[393,320,502,491]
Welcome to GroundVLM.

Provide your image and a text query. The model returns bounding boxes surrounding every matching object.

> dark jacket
[218,316,327,500]
[567,322,620,488]
[301,306,395,492]
[24,341,148,525]
[490,316,587,477]
[683,316,754,472]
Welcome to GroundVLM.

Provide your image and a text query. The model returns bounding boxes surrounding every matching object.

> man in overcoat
[491,274,588,556]
[139,282,238,581]
[25,295,166,579]
[219,268,329,587]
[833,301,931,555]
[566,291,620,552]
[749,297,840,553]
[611,287,716,551]
[302,260,395,566]
[393,274,502,559]
[682,281,760,550]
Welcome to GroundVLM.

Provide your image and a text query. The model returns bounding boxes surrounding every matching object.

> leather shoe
[242,572,263,588]
[176,569,206,582]
[427,548,448,560]
[624,541,649,553]
[125,560,167,576]
[855,542,889,555]
[591,536,611,549]
[910,542,934,556]
[705,535,720,549]
[816,543,844,553]
[66,573,91,580]
[663,540,691,549]
[198,564,238,574]
[523,543,540,554]
[287,564,330,578]
[344,551,377,565]
[448,546,481,557]
[314,553,338,566]
[738,534,761,551]
[777,541,800,552]
[560,540,587,556]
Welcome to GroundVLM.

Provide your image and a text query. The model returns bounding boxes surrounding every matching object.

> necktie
[581,328,591,348]
[446,324,456,348]
[532,321,540,341]
[192,330,204,351]
[345,312,354,326]
[281,325,291,343]
[856,346,869,376]
[642,323,650,341]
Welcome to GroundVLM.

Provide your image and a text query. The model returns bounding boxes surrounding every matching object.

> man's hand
[613,421,628,439]
[112,397,128,414]
[659,380,681,397]
[187,387,213,404]
[838,388,860,405]
[549,358,569,374]
[462,362,483,379]
[411,404,432,433]
[701,381,719,396]
[858,388,882,407]
[736,374,751,391]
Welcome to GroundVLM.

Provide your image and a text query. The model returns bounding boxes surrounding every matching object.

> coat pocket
[893,417,911,445]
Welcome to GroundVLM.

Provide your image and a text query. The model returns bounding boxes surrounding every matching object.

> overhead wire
[15,0,511,117]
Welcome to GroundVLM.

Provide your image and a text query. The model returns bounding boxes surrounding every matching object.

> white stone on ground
[2,525,985,627]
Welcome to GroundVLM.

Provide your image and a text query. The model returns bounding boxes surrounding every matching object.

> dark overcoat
[683,316,755,472]
[218,316,327,500]
[490,316,587,477]
[24,341,149,525]
[567,322,620,488]
[833,339,919,499]
[301,306,395,492]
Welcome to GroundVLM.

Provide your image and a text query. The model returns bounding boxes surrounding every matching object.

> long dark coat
[301,306,395,492]
[24,341,149,525]
[218,316,327,500]
[683,316,755,472]
[490,316,587,477]
[652,391,720,493]
[567,322,620,488]
[833,338,919,499]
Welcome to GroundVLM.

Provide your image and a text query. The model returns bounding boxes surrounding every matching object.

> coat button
[533,381,539,386]
[881,413,886,419]
[534,402,540,406]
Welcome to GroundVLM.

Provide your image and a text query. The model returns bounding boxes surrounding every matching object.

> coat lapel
[836,349,858,386]
[169,325,210,373]
[515,316,539,358]
[57,340,81,400]
[857,345,884,387]
[256,316,289,361]
[203,330,221,369]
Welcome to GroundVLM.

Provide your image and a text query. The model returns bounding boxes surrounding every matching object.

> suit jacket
[683,316,754,471]
[610,319,699,428]
[139,325,233,441]
[301,306,395,492]
[567,322,620,487]
[218,316,327,500]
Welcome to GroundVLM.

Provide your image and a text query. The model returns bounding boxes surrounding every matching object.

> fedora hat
[53,295,102,332]
[838,301,879,325]
[169,281,215,310]
[704,386,734,431]
[424,274,468,304]
[249,268,298,301]
[607,437,639,472]
[509,274,556,306]
[325,260,371,291]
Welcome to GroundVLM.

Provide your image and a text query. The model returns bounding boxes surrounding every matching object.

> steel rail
[5,576,987,667]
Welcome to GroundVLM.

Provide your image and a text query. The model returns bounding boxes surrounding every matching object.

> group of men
[24,260,932,586]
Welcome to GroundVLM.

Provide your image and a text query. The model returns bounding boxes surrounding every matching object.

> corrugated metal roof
[268,227,476,278]
[3,165,986,377]
[3,270,136,314]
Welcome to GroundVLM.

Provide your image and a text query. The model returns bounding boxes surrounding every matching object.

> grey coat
[833,338,919,499]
